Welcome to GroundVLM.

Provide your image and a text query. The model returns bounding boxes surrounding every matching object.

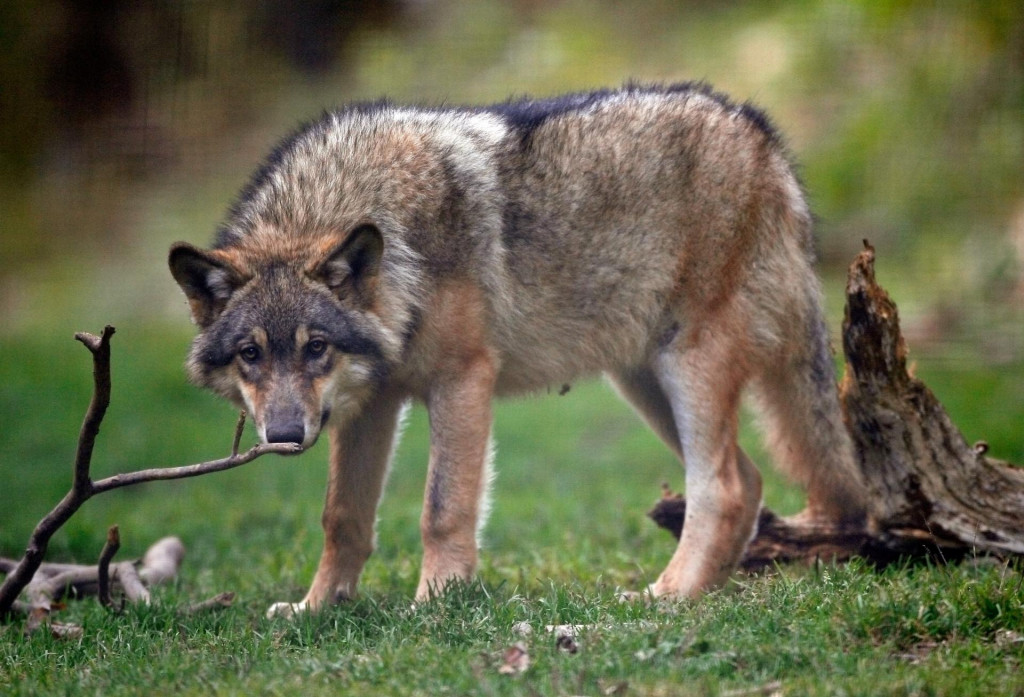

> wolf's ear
[314,224,383,306]
[168,242,245,327]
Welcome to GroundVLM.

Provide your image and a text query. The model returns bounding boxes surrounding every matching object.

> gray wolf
[168,83,867,615]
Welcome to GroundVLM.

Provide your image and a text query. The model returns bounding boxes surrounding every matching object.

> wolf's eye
[239,345,262,363]
[306,338,328,358]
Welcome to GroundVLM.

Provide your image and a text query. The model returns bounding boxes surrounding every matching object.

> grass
[1,326,1023,695]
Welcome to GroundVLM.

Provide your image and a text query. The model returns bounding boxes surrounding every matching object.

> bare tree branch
[1,559,88,578]
[73,326,114,493]
[0,326,303,620]
[97,526,120,609]
[137,536,185,586]
[24,568,93,612]
[89,439,297,494]
[114,564,149,605]
[232,411,247,456]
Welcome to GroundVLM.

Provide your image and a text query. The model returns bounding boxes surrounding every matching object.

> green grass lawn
[1,325,1023,695]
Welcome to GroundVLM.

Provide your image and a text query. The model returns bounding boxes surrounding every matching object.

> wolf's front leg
[267,391,407,618]
[416,355,497,602]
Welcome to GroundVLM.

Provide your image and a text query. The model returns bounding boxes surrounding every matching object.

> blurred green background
[1,0,1022,570]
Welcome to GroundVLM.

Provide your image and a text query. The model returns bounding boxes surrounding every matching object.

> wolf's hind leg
[647,333,762,599]
[750,325,867,529]
[610,365,761,501]
[612,365,758,595]
[267,390,407,619]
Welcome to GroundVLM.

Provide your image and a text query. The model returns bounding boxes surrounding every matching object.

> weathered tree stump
[650,243,1024,568]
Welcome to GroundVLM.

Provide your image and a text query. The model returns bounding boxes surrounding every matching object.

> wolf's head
[169,224,391,448]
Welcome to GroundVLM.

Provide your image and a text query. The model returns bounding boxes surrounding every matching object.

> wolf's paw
[616,585,658,605]
[266,600,308,620]
[783,507,867,533]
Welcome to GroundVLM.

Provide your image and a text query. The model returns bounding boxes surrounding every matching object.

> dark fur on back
[485,82,781,144]
[215,83,784,250]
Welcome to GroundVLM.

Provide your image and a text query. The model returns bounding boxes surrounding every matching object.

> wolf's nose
[266,424,305,445]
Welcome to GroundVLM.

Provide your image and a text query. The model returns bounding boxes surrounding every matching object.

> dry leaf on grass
[49,622,84,640]
[511,621,532,637]
[549,625,580,654]
[995,629,1024,648]
[599,679,629,695]
[497,642,530,675]
[722,681,784,697]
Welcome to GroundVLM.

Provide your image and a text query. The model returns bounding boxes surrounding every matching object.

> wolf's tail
[750,279,868,527]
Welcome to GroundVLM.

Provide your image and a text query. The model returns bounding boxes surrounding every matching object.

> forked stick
[0,326,302,619]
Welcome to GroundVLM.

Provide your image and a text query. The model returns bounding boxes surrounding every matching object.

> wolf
[169,83,867,616]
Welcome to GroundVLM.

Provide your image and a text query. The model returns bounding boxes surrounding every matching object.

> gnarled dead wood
[650,243,1024,568]
[841,244,1024,555]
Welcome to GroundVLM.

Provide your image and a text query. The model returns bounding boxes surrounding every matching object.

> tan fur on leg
[649,324,763,598]
[416,356,497,601]
[268,390,407,618]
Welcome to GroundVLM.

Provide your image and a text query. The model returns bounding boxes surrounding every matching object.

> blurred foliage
[0,0,1021,352]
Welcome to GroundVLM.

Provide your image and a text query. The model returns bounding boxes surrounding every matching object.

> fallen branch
[25,566,98,612]
[97,525,120,609]
[8,535,186,618]
[0,326,302,620]
[115,563,149,605]
[650,243,1024,568]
